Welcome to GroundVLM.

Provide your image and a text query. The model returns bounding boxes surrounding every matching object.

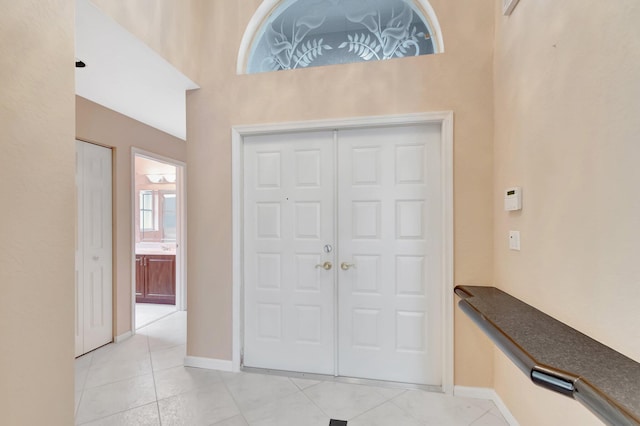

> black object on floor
[329,420,347,426]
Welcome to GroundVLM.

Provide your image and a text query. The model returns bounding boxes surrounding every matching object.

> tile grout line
[219,373,252,425]
[298,381,334,422]
[147,333,163,425]
[343,389,408,423]
[464,398,497,426]
[77,355,93,407]
[74,350,96,423]
[466,406,494,426]
[387,390,429,425]
[76,315,185,425]
[76,336,157,425]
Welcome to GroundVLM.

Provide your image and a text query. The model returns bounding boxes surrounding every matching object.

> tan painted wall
[493,0,640,423]
[90,0,204,82]
[0,1,76,424]
[76,96,186,336]
[186,0,496,387]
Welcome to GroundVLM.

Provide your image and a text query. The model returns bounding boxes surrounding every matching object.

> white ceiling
[75,0,199,140]
[135,155,177,176]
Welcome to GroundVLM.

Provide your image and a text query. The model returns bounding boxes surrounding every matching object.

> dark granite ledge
[455,285,640,426]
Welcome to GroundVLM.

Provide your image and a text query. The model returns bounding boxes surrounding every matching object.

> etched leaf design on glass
[339,34,380,61]
[343,0,379,33]
[338,1,423,61]
[293,38,333,68]
[264,5,329,70]
[294,8,326,42]
[265,23,293,69]
[381,3,414,58]
[247,0,434,73]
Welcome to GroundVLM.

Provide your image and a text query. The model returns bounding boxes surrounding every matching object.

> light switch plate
[509,231,521,251]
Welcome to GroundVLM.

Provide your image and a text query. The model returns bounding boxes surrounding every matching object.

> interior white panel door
[75,141,113,357]
[75,142,84,357]
[244,131,335,374]
[337,124,443,385]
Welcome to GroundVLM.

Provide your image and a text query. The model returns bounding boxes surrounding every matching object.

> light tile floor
[75,313,510,426]
[135,303,178,329]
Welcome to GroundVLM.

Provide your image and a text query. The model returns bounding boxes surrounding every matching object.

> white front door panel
[242,124,443,386]
[243,131,335,374]
[336,125,443,385]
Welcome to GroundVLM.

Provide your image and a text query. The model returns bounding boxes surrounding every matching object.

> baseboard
[114,331,133,343]
[454,386,520,426]
[184,356,234,372]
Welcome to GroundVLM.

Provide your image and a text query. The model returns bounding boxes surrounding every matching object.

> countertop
[135,243,176,256]
[455,285,640,426]
[135,249,176,256]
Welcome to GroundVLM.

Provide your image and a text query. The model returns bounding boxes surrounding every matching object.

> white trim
[415,0,445,53]
[236,0,278,75]
[130,149,137,333]
[232,112,452,136]
[231,131,243,372]
[184,356,234,372]
[231,111,454,392]
[454,386,520,426]
[441,111,454,395]
[115,331,133,343]
[454,385,497,399]
[236,0,445,75]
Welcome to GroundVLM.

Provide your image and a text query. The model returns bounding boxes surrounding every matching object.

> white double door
[75,141,113,357]
[244,124,443,385]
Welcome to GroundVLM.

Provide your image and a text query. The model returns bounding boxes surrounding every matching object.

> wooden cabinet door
[143,255,176,304]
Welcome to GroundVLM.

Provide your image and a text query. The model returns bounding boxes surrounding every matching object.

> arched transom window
[241,0,443,74]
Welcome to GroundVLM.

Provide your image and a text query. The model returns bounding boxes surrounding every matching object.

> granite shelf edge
[455,285,640,426]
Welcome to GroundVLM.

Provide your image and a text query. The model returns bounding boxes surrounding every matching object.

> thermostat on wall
[504,187,522,211]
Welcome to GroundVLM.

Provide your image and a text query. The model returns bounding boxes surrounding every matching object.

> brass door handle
[315,261,333,271]
[340,262,356,271]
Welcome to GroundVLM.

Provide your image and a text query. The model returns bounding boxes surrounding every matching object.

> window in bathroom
[162,192,177,241]
[140,190,157,231]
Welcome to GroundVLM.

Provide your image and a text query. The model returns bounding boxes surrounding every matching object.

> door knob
[92,256,99,261]
[315,261,333,271]
[340,262,355,271]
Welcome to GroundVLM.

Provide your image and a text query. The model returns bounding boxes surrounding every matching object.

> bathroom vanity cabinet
[135,254,176,305]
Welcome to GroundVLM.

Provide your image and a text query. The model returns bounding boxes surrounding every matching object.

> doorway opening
[132,150,186,330]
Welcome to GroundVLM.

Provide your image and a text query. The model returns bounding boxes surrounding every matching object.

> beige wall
[0,1,76,424]
[493,0,640,424]
[76,96,186,336]
[186,0,496,387]
[90,0,204,82]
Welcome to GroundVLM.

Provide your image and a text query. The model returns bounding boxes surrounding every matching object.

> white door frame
[131,148,188,332]
[231,112,454,393]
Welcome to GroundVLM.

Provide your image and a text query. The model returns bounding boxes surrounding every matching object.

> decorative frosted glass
[247,0,435,73]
